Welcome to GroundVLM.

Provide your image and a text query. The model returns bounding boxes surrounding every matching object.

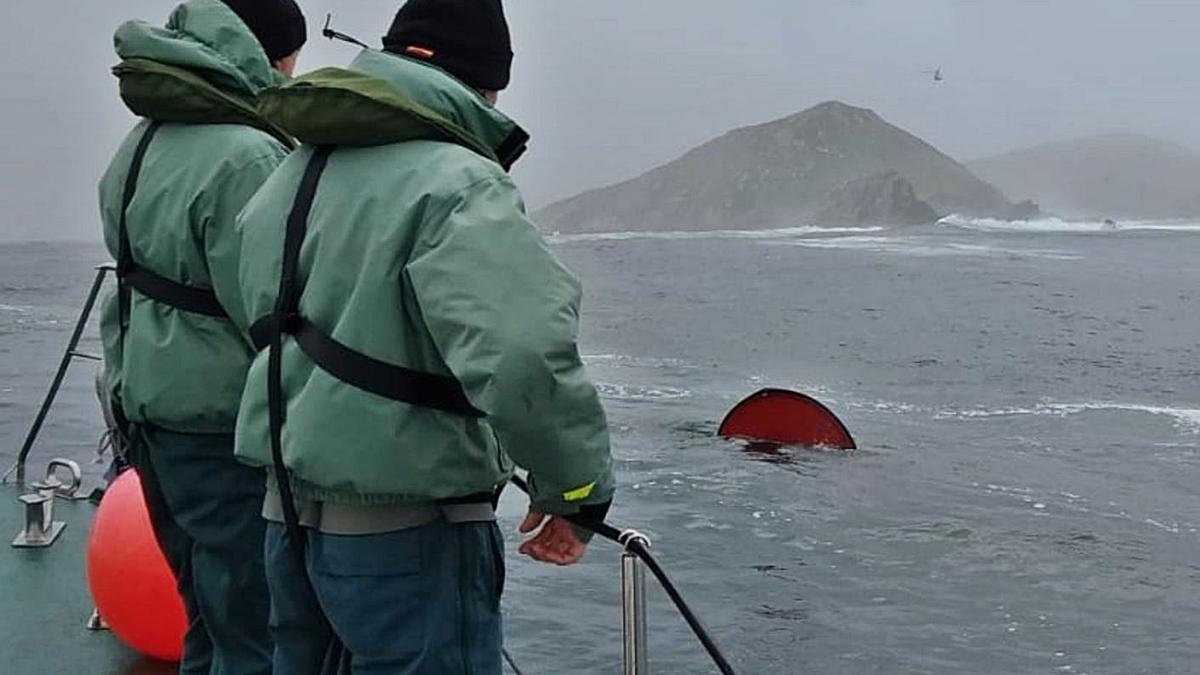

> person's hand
[518,510,587,565]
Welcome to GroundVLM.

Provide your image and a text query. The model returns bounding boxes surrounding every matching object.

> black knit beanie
[383,0,513,91]
[221,0,307,62]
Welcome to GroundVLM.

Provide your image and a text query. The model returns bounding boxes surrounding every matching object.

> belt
[261,490,495,536]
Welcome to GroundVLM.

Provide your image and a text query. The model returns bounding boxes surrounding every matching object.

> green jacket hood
[112,0,290,144]
[115,0,283,94]
[260,49,529,170]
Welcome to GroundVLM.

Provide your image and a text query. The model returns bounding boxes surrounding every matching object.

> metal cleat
[12,488,66,548]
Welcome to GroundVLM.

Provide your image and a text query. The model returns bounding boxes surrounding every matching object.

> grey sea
[2,217,1198,674]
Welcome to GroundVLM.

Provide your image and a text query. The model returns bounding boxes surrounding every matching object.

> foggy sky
[2,0,1197,242]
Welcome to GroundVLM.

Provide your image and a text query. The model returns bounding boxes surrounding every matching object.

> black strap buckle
[281,312,302,335]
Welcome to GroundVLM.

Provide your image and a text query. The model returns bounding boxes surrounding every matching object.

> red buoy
[718,388,856,449]
[87,470,187,662]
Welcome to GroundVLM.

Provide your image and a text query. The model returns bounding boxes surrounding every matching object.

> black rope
[625,540,737,675]
[508,475,739,675]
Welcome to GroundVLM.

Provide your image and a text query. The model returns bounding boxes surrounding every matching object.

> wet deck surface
[0,483,174,675]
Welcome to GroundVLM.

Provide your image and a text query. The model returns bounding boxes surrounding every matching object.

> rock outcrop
[815,172,938,226]
[536,101,1029,233]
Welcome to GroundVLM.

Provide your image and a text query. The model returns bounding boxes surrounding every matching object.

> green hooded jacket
[98,0,292,434]
[235,50,615,516]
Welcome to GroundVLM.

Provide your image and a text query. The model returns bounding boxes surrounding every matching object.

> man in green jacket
[234,0,615,672]
[98,1,305,673]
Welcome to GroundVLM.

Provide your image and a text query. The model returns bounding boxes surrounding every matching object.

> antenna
[322,14,371,50]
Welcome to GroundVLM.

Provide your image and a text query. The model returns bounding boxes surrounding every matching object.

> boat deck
[1,482,173,674]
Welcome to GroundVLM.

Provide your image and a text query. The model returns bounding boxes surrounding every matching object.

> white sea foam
[582,353,693,368]
[548,225,885,244]
[938,401,1200,433]
[595,382,692,402]
[938,214,1200,234]
[781,235,1081,260]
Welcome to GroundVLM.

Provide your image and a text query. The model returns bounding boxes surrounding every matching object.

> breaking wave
[548,225,884,244]
[595,383,693,402]
[781,235,1080,260]
[937,401,1200,433]
[582,353,694,369]
[938,215,1200,234]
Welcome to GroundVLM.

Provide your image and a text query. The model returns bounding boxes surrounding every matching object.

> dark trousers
[128,425,272,675]
[264,519,505,675]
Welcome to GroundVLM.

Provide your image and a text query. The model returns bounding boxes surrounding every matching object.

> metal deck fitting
[12,477,67,548]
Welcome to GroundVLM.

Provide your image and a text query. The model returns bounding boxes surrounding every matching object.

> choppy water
[2,221,1198,674]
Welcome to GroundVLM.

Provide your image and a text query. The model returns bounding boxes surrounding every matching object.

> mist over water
[2,222,1198,673]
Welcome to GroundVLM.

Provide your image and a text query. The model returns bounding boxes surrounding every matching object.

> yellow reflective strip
[562,482,596,502]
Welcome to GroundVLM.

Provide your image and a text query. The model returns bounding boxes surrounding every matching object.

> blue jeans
[264,519,505,675]
[129,426,271,675]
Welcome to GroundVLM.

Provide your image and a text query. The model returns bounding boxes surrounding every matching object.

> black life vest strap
[267,148,335,574]
[116,122,229,325]
[265,148,488,577]
[251,146,482,419]
[250,314,482,417]
[123,267,228,317]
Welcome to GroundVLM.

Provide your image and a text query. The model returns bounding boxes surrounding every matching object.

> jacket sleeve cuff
[566,500,612,544]
[528,474,614,516]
